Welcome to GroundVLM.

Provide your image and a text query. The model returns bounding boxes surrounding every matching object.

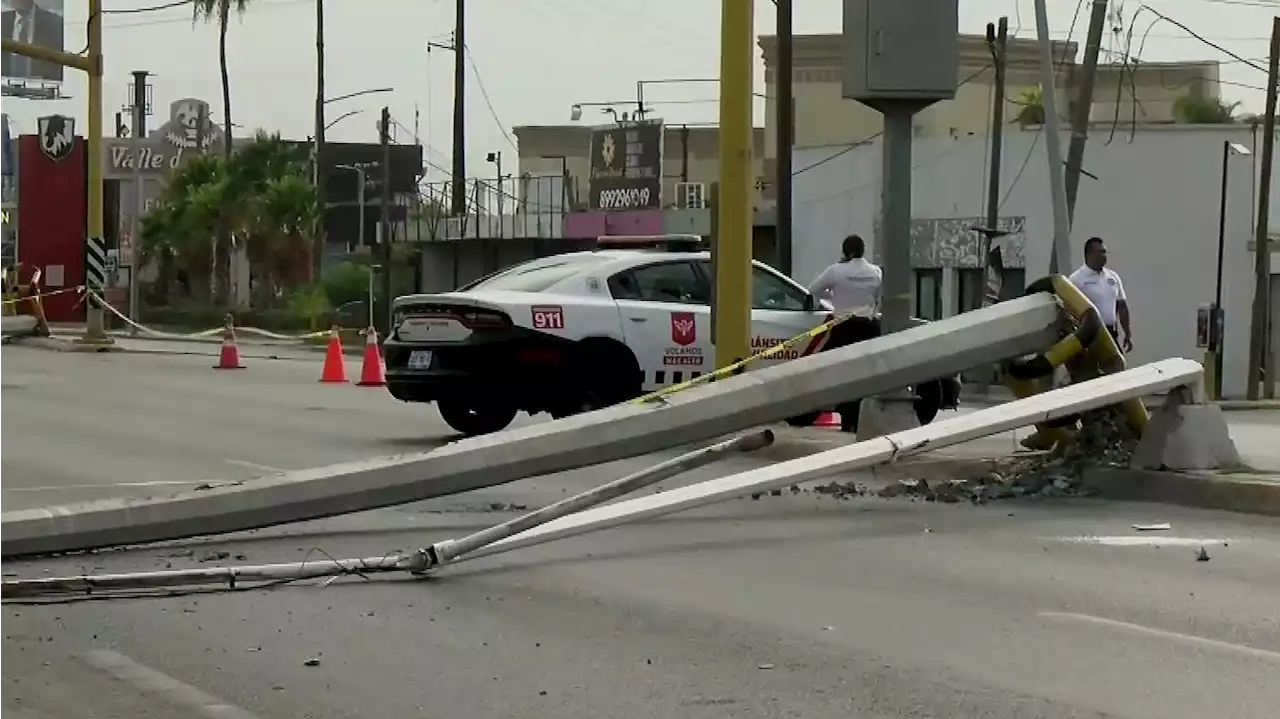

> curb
[1081,467,1280,517]
[964,393,1279,412]
[16,335,362,358]
[7,335,122,353]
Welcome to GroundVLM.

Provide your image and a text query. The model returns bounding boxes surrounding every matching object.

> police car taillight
[596,234,705,252]
[457,310,511,329]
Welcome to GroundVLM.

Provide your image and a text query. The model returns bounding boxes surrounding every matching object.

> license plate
[407,350,433,369]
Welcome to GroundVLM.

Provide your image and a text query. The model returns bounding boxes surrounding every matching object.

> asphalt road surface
[3,344,1279,719]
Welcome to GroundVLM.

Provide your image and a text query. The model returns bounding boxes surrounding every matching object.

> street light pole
[313,0,327,281]
[2,0,109,343]
[714,0,754,371]
[1213,141,1254,398]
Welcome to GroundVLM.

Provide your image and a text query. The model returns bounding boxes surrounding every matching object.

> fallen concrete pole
[450,358,1206,565]
[1,294,1064,558]
[1,431,774,599]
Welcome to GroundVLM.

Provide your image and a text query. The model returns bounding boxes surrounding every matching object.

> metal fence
[412,175,571,242]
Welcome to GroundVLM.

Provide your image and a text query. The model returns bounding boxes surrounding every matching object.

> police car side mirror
[803,293,817,311]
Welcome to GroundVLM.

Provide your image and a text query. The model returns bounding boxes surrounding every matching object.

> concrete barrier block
[1081,467,1280,517]
[1131,392,1240,471]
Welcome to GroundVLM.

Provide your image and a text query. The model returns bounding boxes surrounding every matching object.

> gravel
[799,409,1140,505]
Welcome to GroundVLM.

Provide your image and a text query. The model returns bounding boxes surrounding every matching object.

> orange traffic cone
[319,326,348,383]
[814,411,841,429]
[213,314,245,370]
[356,327,387,387]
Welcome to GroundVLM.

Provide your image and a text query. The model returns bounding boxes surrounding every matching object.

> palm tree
[138,134,318,308]
[1172,96,1241,124]
[1013,86,1046,127]
[192,0,250,158]
[192,0,252,303]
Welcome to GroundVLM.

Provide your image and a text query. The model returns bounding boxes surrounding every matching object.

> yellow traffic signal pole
[2,0,111,345]
[713,0,753,370]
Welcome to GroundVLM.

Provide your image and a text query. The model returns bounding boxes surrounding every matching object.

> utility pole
[1032,0,1073,276]
[2,0,110,344]
[1247,17,1279,400]
[975,17,1010,397]
[980,18,1009,302]
[714,0,754,370]
[1062,0,1109,222]
[128,70,149,325]
[775,0,794,276]
[451,0,467,218]
[379,107,393,338]
[313,0,327,281]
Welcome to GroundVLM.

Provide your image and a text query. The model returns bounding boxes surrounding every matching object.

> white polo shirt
[1068,264,1127,326]
[808,258,882,318]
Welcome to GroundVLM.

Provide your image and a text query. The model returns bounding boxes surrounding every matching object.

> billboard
[2,0,65,83]
[587,121,663,211]
[304,141,424,206]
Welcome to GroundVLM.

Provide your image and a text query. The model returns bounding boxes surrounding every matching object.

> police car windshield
[463,254,613,293]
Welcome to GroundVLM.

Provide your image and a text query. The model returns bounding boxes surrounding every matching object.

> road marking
[1038,612,1280,663]
[224,459,285,473]
[5,481,237,492]
[79,649,262,719]
[1044,535,1237,547]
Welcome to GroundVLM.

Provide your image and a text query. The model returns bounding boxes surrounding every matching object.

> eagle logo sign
[600,132,616,169]
[671,312,696,346]
[37,115,76,162]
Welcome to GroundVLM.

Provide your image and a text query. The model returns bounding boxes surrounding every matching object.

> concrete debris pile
[798,409,1139,505]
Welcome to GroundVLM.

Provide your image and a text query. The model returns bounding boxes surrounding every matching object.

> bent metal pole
[423,429,774,568]
[1,431,772,600]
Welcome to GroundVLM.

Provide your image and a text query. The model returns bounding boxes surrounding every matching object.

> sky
[2,0,1274,186]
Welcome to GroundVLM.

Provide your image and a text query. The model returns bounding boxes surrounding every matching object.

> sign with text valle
[101,98,223,180]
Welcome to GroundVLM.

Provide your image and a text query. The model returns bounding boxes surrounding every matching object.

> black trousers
[824,316,882,431]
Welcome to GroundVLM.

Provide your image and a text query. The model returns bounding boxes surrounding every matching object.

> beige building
[514,124,767,210]
[513,32,1222,211]
[757,33,1221,200]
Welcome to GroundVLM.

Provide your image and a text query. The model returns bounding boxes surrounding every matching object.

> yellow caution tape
[631,310,862,405]
[0,286,86,306]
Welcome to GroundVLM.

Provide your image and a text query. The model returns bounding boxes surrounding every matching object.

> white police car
[385,235,959,435]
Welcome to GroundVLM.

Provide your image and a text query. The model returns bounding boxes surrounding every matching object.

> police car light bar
[596,234,706,252]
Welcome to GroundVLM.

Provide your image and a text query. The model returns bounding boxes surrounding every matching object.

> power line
[791,62,999,177]
[997,0,1090,211]
[462,46,518,152]
[104,0,195,13]
[1135,4,1271,73]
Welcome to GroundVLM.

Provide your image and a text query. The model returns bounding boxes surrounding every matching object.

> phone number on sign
[597,187,653,210]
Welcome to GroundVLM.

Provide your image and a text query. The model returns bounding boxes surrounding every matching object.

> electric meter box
[841,0,960,102]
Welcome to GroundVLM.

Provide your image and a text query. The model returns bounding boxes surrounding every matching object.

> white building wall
[793,125,1269,399]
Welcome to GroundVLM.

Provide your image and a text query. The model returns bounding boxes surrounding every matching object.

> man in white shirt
[1068,236,1132,353]
[808,234,883,432]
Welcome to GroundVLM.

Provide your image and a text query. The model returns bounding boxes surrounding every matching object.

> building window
[958,267,1026,312]
[915,269,943,320]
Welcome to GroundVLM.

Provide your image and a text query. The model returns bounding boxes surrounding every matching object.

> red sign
[17,133,87,322]
[670,311,696,346]
[531,305,565,330]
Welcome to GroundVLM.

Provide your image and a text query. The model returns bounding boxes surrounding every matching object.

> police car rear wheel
[913,380,943,425]
[436,400,518,436]
[554,339,641,416]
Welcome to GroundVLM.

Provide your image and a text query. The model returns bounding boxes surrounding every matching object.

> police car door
[742,262,829,366]
[608,259,713,390]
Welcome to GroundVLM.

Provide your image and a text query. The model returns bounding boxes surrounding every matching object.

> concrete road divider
[1,315,38,337]
[1,294,1064,558]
